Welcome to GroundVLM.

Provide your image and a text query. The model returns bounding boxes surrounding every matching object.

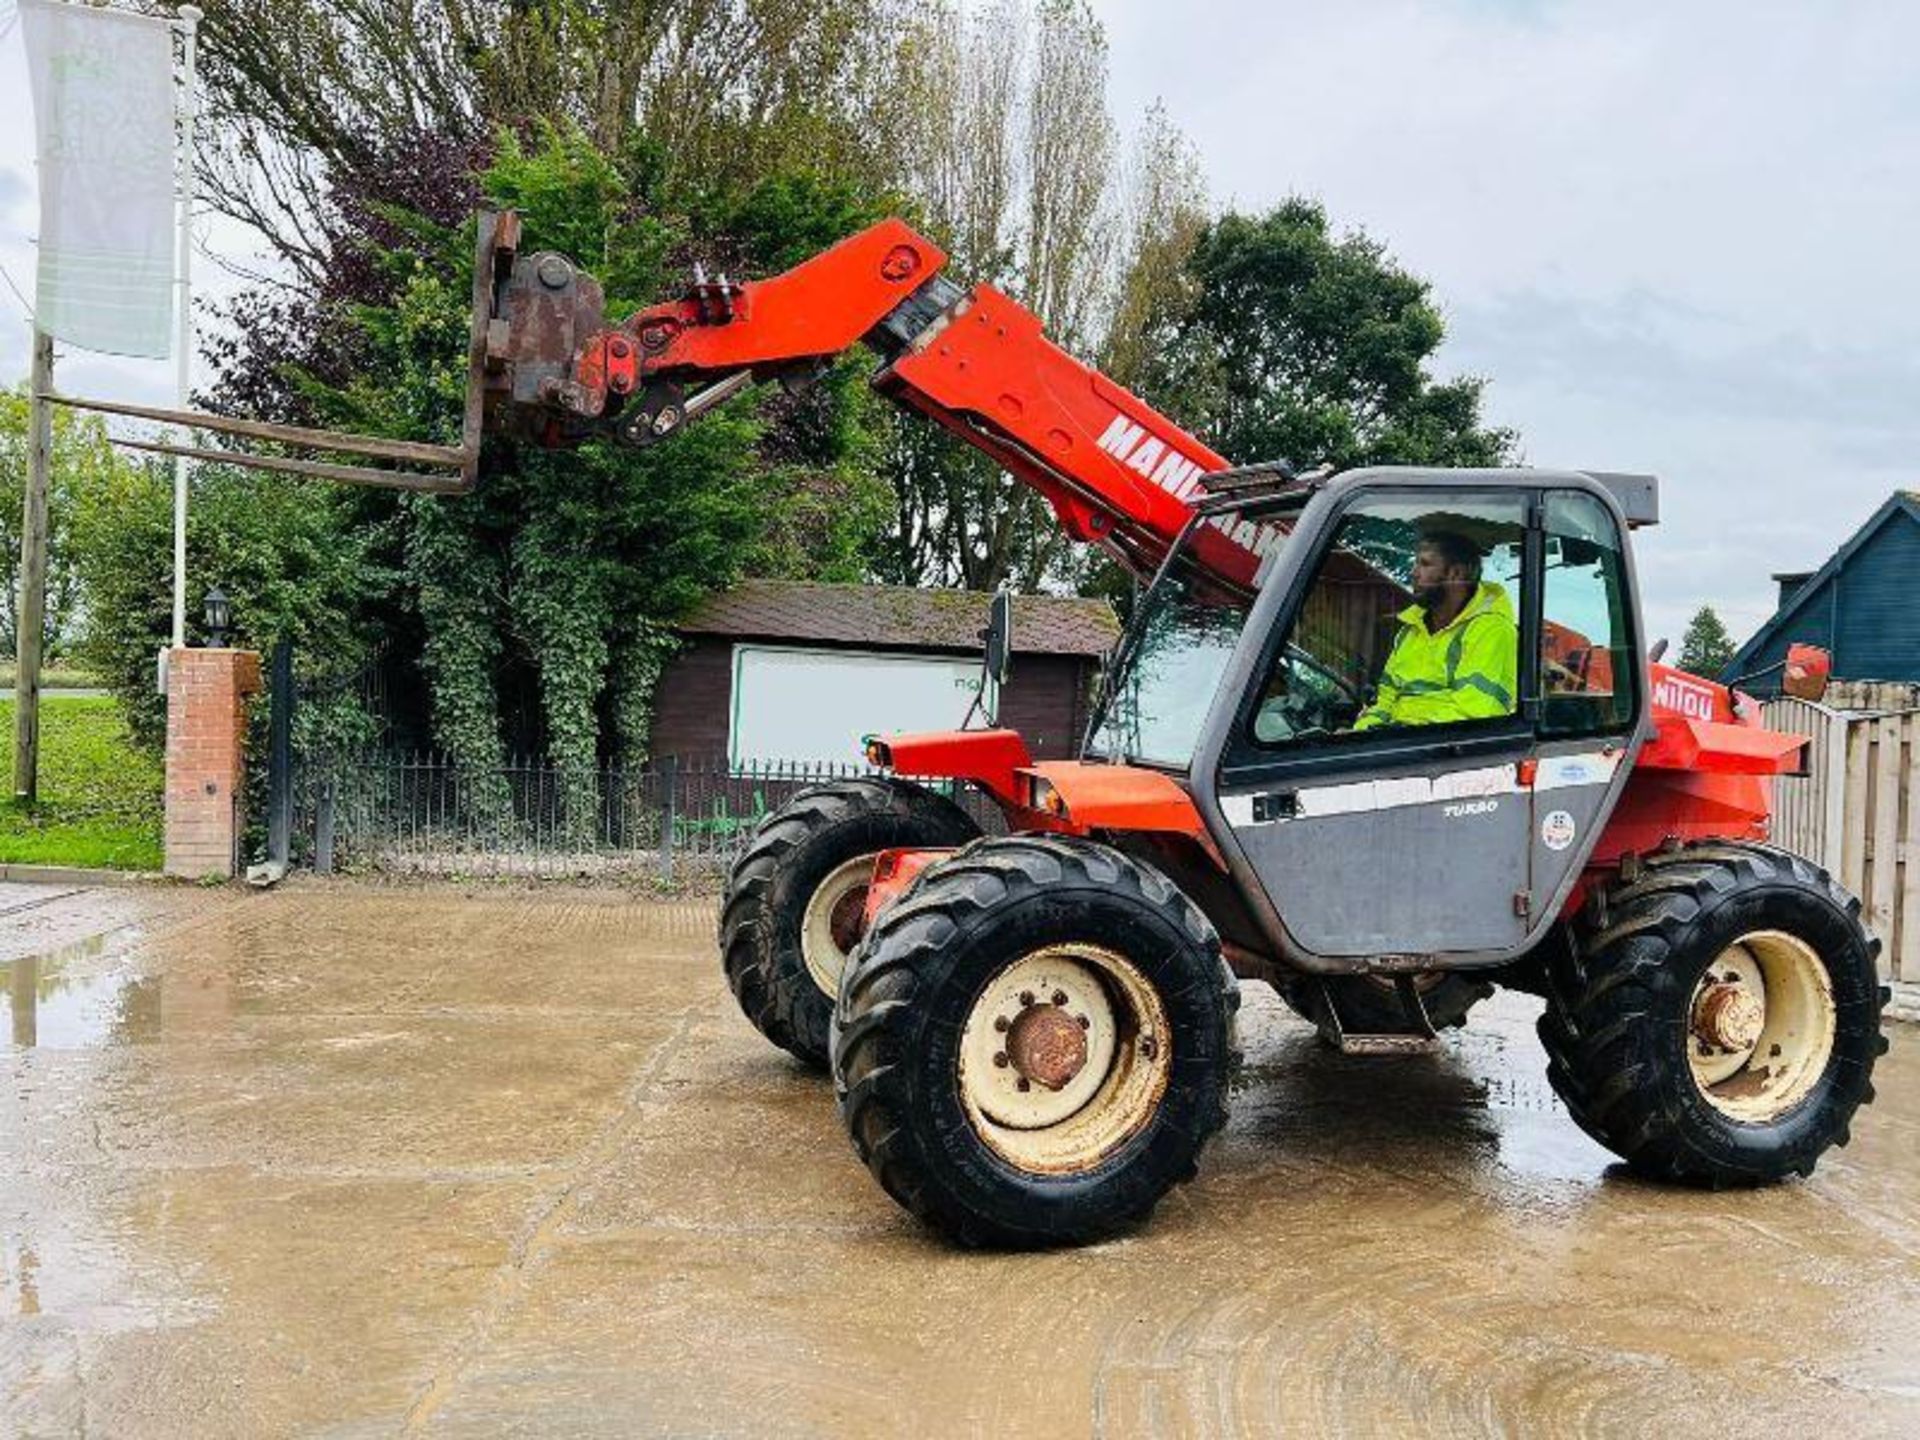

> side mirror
[1782,643,1831,702]
[984,591,1014,688]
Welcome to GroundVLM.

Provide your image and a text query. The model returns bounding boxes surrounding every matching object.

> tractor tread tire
[833,833,1241,1248]
[719,776,979,1069]
[1539,840,1886,1187]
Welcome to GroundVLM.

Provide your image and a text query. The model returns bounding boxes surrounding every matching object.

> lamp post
[203,586,231,648]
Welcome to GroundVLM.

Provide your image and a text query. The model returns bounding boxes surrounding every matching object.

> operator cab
[1089,467,1648,970]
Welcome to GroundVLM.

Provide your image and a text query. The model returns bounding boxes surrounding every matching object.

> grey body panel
[1587,472,1658,526]
[1227,760,1530,956]
[1185,467,1657,975]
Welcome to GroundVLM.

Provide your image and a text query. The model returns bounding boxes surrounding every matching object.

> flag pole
[170,3,202,650]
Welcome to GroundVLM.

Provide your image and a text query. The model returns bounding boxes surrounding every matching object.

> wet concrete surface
[3,880,1918,1436]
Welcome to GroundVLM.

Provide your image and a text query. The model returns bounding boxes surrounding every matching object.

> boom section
[492,215,1244,580]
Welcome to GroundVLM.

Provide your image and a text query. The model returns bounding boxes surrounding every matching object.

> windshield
[1086,511,1287,767]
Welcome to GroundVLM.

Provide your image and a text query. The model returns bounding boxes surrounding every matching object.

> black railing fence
[291,753,1007,880]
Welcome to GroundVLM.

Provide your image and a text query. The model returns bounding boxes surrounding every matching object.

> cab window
[1540,490,1636,736]
[1251,492,1528,746]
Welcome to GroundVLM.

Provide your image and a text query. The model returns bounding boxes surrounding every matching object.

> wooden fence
[1762,693,1919,987]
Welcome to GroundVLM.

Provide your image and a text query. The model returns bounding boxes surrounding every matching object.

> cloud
[1447,288,1920,438]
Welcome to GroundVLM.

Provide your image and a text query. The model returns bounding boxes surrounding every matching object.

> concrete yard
[3,879,1918,1436]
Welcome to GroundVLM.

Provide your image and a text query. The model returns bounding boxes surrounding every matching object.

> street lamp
[203,586,231,648]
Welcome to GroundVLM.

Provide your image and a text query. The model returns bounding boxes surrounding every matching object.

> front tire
[1540,842,1888,1185]
[833,836,1240,1248]
[718,777,980,1068]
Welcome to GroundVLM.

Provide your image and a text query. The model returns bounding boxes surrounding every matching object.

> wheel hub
[827,883,870,955]
[957,945,1171,1172]
[799,855,881,998]
[1005,1001,1089,1091]
[1691,981,1765,1053]
[1685,931,1837,1123]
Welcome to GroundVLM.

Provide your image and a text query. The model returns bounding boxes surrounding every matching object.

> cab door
[1524,488,1644,916]
[1209,484,1541,961]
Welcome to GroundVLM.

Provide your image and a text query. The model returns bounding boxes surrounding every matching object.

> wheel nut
[1019,991,1035,1007]
[1076,1014,1089,1030]
[1051,990,1068,1006]
[1016,1077,1031,1092]
[993,1016,1011,1033]
[993,1052,1010,1068]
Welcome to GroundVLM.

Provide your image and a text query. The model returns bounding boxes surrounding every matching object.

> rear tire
[833,835,1240,1248]
[1540,842,1888,1185]
[718,777,979,1068]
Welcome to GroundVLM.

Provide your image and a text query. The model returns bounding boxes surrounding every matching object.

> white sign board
[729,646,980,767]
[22,0,179,358]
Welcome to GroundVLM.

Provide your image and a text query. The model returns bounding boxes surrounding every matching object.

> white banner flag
[21,0,179,359]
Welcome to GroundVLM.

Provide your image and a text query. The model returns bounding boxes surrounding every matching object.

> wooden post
[1821,707,1849,876]
[13,331,53,804]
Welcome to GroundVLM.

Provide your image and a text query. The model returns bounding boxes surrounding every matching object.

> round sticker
[1541,809,1577,852]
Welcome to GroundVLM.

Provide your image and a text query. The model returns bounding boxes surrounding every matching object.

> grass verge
[0,697,163,869]
[0,665,103,690]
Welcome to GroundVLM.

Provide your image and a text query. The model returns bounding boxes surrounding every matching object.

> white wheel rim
[958,944,1173,1175]
[1686,930,1836,1123]
[800,855,876,997]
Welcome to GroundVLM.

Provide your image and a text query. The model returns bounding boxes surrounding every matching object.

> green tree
[0,389,137,660]
[66,459,382,749]
[1677,605,1738,679]
[187,0,900,281]
[1130,200,1515,471]
[872,0,1188,595]
[190,125,894,833]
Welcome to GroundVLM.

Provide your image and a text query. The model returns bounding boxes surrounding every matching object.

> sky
[2,1,1917,646]
[1098,0,1920,645]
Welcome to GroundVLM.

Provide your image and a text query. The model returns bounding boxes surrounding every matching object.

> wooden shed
[647,581,1120,768]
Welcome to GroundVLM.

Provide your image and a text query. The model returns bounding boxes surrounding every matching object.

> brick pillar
[164,648,263,880]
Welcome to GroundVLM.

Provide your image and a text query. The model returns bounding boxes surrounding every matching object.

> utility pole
[14,330,53,803]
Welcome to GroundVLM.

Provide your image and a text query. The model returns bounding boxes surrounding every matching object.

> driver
[1353,529,1517,730]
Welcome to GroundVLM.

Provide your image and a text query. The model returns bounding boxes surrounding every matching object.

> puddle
[1,938,165,1050]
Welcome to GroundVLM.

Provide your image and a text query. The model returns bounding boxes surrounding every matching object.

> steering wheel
[1284,643,1363,705]
[1252,648,1356,741]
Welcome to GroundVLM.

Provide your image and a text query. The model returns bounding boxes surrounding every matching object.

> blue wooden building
[1722,492,1920,692]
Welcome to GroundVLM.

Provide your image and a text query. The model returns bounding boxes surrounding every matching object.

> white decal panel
[1535,750,1624,792]
[1225,765,1518,828]
[1223,750,1621,832]
[1221,794,1259,827]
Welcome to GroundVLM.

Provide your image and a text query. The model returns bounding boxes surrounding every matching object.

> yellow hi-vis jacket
[1354,581,1518,730]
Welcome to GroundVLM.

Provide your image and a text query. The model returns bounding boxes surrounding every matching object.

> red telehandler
[470,210,1887,1247]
